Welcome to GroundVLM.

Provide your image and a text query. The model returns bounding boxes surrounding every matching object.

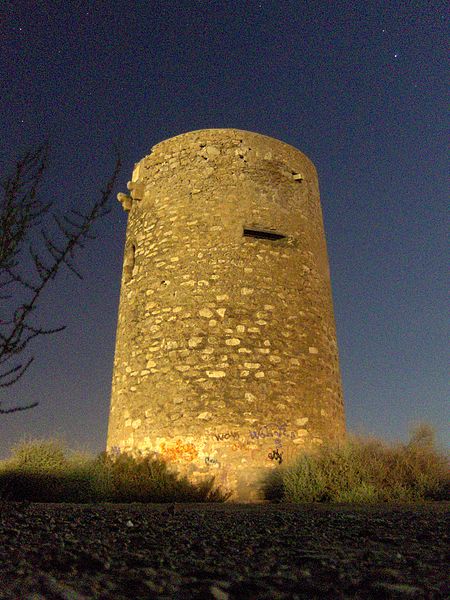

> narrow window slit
[243,228,287,241]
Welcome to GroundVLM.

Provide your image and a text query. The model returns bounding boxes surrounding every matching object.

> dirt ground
[0,501,448,599]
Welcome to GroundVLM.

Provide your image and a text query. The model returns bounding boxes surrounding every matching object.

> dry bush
[7,438,69,473]
[0,438,101,502]
[99,451,230,503]
[275,424,449,504]
[0,439,230,503]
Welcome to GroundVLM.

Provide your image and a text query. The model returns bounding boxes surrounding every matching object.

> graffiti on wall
[213,431,240,442]
[230,439,251,452]
[268,448,283,464]
[249,422,296,446]
[159,440,198,462]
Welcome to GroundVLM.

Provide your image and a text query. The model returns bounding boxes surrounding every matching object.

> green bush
[0,439,229,503]
[267,425,449,504]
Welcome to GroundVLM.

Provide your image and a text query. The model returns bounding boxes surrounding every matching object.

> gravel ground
[0,501,448,599]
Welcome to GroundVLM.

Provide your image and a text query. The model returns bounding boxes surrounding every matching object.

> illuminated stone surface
[107,129,345,501]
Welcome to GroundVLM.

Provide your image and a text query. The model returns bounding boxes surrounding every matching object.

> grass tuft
[264,424,449,503]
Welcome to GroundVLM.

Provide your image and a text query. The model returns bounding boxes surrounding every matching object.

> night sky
[0,1,447,458]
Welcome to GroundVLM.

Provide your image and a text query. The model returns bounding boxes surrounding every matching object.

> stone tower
[107,129,345,501]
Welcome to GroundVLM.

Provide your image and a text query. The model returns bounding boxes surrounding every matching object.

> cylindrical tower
[107,129,345,501]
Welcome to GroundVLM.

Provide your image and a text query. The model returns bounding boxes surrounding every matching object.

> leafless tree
[0,142,121,413]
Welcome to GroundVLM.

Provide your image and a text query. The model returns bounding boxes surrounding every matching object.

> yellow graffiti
[230,440,251,452]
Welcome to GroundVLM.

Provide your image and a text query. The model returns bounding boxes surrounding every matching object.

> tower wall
[107,129,345,501]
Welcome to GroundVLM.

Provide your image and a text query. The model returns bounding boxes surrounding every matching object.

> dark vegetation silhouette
[0,142,121,412]
[0,439,230,503]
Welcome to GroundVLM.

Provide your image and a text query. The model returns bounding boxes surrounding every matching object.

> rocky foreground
[0,502,448,599]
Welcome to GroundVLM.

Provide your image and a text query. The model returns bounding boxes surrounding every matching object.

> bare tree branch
[0,142,121,412]
[0,399,39,414]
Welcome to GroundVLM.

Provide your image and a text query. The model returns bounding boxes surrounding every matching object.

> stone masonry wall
[107,129,345,501]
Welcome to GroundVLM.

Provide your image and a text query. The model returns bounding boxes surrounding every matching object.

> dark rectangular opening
[243,228,287,241]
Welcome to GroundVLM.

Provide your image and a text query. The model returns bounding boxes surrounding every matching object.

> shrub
[271,425,449,504]
[8,438,69,473]
[98,451,230,503]
[0,440,230,503]
[0,438,102,502]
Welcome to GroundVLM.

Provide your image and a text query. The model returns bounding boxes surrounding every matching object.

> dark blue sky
[0,0,447,457]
